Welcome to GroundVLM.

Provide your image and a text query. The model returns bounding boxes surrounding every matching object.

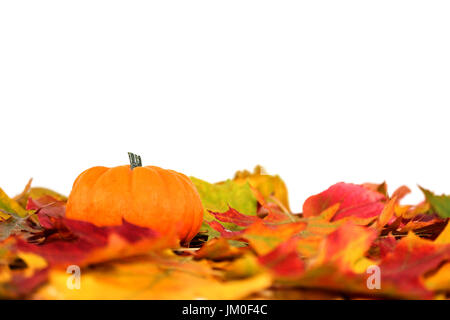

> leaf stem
[268,195,297,222]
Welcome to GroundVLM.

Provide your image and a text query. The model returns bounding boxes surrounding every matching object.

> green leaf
[190,177,258,238]
[0,217,21,241]
[419,186,450,218]
[0,187,28,219]
[0,187,32,240]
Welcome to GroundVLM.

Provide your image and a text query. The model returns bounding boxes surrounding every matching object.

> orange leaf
[376,196,397,229]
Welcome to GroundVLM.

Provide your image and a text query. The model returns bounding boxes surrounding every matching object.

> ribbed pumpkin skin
[65,165,204,243]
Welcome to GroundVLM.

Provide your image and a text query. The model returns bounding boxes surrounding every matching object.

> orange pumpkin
[65,153,203,243]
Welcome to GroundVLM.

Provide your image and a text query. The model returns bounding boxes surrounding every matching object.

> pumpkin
[65,153,204,243]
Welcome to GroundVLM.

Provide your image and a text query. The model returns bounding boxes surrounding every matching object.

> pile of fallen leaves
[1,166,449,300]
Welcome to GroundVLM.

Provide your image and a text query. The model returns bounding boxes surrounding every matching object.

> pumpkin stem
[128,152,142,170]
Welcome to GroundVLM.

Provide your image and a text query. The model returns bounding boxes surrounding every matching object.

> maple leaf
[0,250,49,299]
[232,165,291,211]
[376,196,397,229]
[240,221,307,255]
[251,185,296,222]
[190,177,257,238]
[0,268,48,299]
[257,224,375,294]
[294,204,376,259]
[258,236,305,278]
[425,262,450,292]
[0,215,26,241]
[391,185,411,201]
[33,252,272,300]
[206,207,306,255]
[194,238,244,261]
[0,187,29,220]
[394,201,430,220]
[396,215,444,236]
[208,206,259,227]
[288,223,450,299]
[371,234,397,260]
[206,252,264,280]
[419,186,450,218]
[302,182,386,220]
[13,178,67,209]
[435,221,450,244]
[309,222,378,273]
[221,254,263,280]
[362,181,388,197]
[260,223,448,299]
[376,232,450,299]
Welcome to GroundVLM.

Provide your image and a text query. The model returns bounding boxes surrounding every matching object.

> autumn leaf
[33,252,272,300]
[258,236,305,278]
[13,178,67,209]
[0,187,29,220]
[221,254,263,280]
[0,249,48,299]
[395,201,430,220]
[240,221,307,256]
[372,234,397,260]
[251,185,296,223]
[208,206,260,227]
[232,165,291,211]
[425,263,450,292]
[191,177,257,216]
[261,223,449,299]
[397,215,443,234]
[435,221,450,244]
[194,238,244,261]
[206,252,264,280]
[206,207,306,255]
[302,182,386,220]
[362,181,388,197]
[419,186,450,218]
[391,185,411,201]
[309,222,378,273]
[376,196,397,229]
[190,177,257,238]
[0,200,36,241]
[257,223,375,295]
[0,215,25,241]
[376,232,450,299]
[295,204,376,259]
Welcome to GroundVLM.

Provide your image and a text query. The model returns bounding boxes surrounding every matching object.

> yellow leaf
[34,253,272,300]
[435,222,450,244]
[223,254,262,280]
[352,257,377,274]
[318,203,340,222]
[16,252,48,277]
[232,165,290,211]
[311,222,378,273]
[0,187,28,219]
[425,263,450,292]
[13,178,67,208]
[377,196,397,229]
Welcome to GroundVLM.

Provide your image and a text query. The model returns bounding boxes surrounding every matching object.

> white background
[1,1,449,212]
